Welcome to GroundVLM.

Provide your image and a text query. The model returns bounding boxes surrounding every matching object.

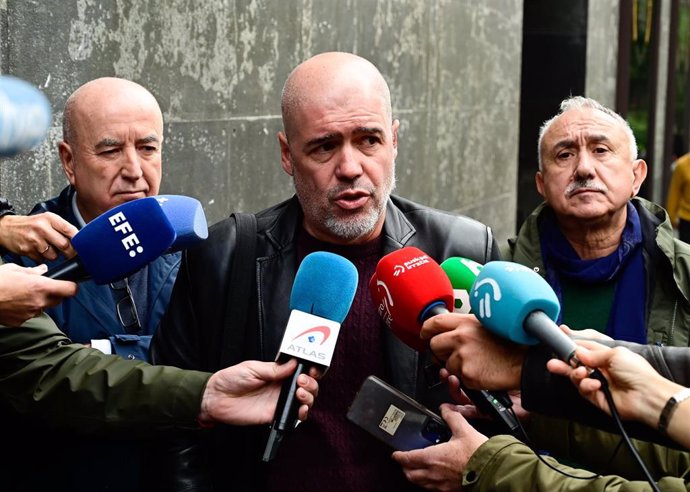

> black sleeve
[520,343,684,449]
[150,218,238,492]
[0,197,16,218]
[613,342,690,384]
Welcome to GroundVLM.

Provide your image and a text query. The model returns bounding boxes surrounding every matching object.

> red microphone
[369,246,454,351]
[369,246,520,434]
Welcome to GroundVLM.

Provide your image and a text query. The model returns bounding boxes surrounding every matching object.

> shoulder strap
[219,212,257,367]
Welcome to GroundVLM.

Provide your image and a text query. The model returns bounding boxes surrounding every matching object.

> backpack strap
[219,212,257,367]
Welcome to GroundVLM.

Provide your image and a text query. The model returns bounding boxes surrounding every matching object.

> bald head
[58,77,164,223]
[63,77,163,144]
[281,52,392,140]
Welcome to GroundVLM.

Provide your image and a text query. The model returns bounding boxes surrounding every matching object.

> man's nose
[335,144,363,180]
[121,148,144,180]
[573,151,596,179]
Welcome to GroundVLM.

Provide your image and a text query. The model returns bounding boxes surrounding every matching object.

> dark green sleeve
[464,435,690,491]
[0,313,211,434]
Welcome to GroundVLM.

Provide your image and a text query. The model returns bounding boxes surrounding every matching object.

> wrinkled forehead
[76,97,163,142]
[544,108,628,147]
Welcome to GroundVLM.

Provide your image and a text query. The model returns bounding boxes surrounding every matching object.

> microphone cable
[590,369,661,492]
[507,369,660,491]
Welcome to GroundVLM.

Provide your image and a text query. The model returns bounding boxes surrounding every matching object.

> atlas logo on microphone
[279,310,341,366]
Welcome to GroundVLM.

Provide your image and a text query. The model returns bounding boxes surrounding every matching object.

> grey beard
[322,206,382,240]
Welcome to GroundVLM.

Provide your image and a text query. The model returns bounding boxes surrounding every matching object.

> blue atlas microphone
[154,195,209,251]
[263,251,358,462]
[45,197,176,284]
[469,261,579,365]
[0,76,52,156]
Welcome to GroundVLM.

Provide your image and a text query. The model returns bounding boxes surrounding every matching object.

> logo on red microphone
[374,279,395,328]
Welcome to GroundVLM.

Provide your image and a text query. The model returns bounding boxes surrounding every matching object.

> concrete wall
[0,0,522,242]
[585,0,619,108]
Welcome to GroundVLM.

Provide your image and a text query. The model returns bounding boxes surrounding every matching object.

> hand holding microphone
[370,247,519,433]
[421,257,527,391]
[0,212,78,262]
[43,197,176,284]
[0,263,77,326]
[470,262,669,489]
[43,195,208,284]
[263,251,358,462]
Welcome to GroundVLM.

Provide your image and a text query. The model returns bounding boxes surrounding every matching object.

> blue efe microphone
[154,195,209,251]
[0,76,52,156]
[263,251,358,462]
[469,261,579,364]
[45,197,175,284]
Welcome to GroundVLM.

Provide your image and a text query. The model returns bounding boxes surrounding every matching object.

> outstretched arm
[199,358,319,426]
[548,341,689,449]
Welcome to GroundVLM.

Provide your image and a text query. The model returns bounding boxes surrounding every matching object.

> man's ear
[58,141,77,185]
[278,131,293,176]
[631,159,648,196]
[391,119,400,157]
[535,170,546,199]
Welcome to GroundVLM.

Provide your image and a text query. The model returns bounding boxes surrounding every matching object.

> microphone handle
[44,258,89,282]
[524,310,577,363]
[262,360,309,462]
[462,387,519,432]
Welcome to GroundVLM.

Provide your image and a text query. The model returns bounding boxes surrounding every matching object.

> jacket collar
[256,194,420,396]
[264,195,417,252]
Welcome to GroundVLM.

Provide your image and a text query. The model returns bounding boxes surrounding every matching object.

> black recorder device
[347,375,451,451]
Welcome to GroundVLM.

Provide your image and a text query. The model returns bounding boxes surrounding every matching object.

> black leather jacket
[151,194,500,491]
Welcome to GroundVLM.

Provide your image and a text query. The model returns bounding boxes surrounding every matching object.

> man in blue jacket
[1,77,180,491]
[5,77,178,362]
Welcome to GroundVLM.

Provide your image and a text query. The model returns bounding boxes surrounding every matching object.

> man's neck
[556,208,628,260]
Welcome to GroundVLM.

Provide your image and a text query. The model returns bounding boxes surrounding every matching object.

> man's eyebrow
[95,138,123,149]
[352,126,384,136]
[552,134,613,153]
[136,135,160,145]
[587,134,613,145]
[304,132,340,149]
[551,138,576,153]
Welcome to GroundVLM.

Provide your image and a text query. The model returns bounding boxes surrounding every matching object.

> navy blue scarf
[539,202,647,343]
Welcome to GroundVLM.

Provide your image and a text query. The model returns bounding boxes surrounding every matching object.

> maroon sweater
[265,229,418,492]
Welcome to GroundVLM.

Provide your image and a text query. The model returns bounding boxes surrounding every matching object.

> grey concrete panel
[585,0,619,108]
[1,0,524,246]
[161,121,231,226]
[226,117,294,215]
[0,126,65,213]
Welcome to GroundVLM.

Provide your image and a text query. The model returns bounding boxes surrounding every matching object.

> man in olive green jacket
[395,96,690,489]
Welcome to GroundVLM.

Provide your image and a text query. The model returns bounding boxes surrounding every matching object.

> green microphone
[440,257,483,313]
